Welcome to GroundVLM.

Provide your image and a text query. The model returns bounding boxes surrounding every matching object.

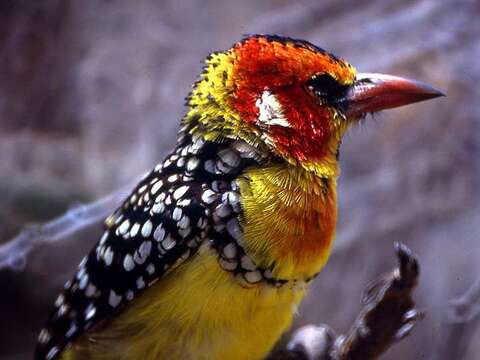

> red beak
[343,73,445,118]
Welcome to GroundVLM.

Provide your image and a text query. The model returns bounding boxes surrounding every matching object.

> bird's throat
[237,164,338,280]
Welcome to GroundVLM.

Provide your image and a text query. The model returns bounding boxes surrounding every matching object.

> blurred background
[1,0,479,359]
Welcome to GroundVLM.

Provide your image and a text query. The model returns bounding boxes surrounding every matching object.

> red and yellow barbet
[35,35,443,360]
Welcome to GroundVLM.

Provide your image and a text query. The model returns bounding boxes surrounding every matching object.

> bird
[35,34,444,360]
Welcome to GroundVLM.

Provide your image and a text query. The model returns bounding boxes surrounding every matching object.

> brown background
[1,0,479,359]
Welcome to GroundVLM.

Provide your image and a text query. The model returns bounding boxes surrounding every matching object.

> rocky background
[1,0,479,359]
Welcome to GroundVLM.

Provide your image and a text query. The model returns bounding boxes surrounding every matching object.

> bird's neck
[178,114,339,280]
[182,107,342,181]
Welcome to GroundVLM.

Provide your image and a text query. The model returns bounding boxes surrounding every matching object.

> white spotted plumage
[151,180,163,195]
[123,254,135,271]
[103,246,113,266]
[36,132,274,360]
[173,185,189,200]
[141,220,153,238]
[201,189,217,204]
[129,222,140,238]
[108,290,122,308]
[84,303,96,321]
[118,219,130,235]
[153,224,165,242]
[172,207,183,221]
[161,234,176,251]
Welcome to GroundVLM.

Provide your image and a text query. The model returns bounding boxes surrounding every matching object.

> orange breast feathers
[237,164,337,280]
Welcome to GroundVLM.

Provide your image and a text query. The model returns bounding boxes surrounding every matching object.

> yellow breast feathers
[238,163,338,280]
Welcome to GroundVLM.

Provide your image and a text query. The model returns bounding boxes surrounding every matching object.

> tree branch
[269,243,421,360]
[0,188,128,270]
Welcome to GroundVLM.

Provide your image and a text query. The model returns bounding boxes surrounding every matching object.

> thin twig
[432,279,480,360]
[448,279,480,324]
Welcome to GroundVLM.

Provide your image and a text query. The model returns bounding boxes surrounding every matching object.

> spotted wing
[34,134,265,360]
[34,168,210,359]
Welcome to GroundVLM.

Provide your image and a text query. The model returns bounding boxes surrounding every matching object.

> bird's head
[186,35,443,176]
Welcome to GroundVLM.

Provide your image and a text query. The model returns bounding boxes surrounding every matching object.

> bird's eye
[306,73,348,104]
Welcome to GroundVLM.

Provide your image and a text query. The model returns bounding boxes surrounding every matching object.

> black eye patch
[306,73,349,105]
